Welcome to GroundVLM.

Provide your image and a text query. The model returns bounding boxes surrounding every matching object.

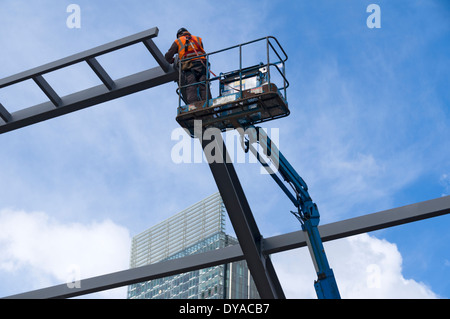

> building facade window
[127,193,259,299]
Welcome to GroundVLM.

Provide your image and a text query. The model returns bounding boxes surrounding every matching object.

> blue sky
[0,0,449,298]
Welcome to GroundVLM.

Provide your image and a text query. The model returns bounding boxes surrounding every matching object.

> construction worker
[165,27,211,104]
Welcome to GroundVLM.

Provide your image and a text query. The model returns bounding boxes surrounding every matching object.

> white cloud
[272,233,438,299]
[440,174,450,196]
[0,208,131,298]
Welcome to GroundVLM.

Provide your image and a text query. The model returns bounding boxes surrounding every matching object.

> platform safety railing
[176,36,289,109]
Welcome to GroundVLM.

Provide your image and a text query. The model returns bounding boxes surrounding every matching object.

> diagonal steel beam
[86,57,116,91]
[143,38,171,72]
[201,131,285,299]
[33,75,62,107]
[4,195,449,299]
[0,103,12,123]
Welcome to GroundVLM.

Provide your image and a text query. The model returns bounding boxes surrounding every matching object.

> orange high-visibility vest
[176,35,206,61]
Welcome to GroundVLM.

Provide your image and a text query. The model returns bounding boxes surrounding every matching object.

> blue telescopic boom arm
[239,126,341,299]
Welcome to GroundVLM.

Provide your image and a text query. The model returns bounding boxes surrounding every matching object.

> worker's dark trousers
[182,61,211,104]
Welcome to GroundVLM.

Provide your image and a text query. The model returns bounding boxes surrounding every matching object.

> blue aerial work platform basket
[175,36,290,136]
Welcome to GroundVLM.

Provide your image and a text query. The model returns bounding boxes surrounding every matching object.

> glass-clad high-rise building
[127,193,259,299]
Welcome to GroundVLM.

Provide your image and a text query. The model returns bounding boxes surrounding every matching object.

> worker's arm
[164,41,178,64]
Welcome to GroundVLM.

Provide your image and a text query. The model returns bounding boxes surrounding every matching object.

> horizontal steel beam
[5,195,449,299]
[0,27,159,89]
[0,66,177,134]
[0,27,178,134]
[6,244,244,299]
[264,195,450,254]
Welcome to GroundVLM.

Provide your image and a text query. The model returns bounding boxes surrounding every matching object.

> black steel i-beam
[5,195,449,299]
[201,132,285,299]
[0,27,177,134]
